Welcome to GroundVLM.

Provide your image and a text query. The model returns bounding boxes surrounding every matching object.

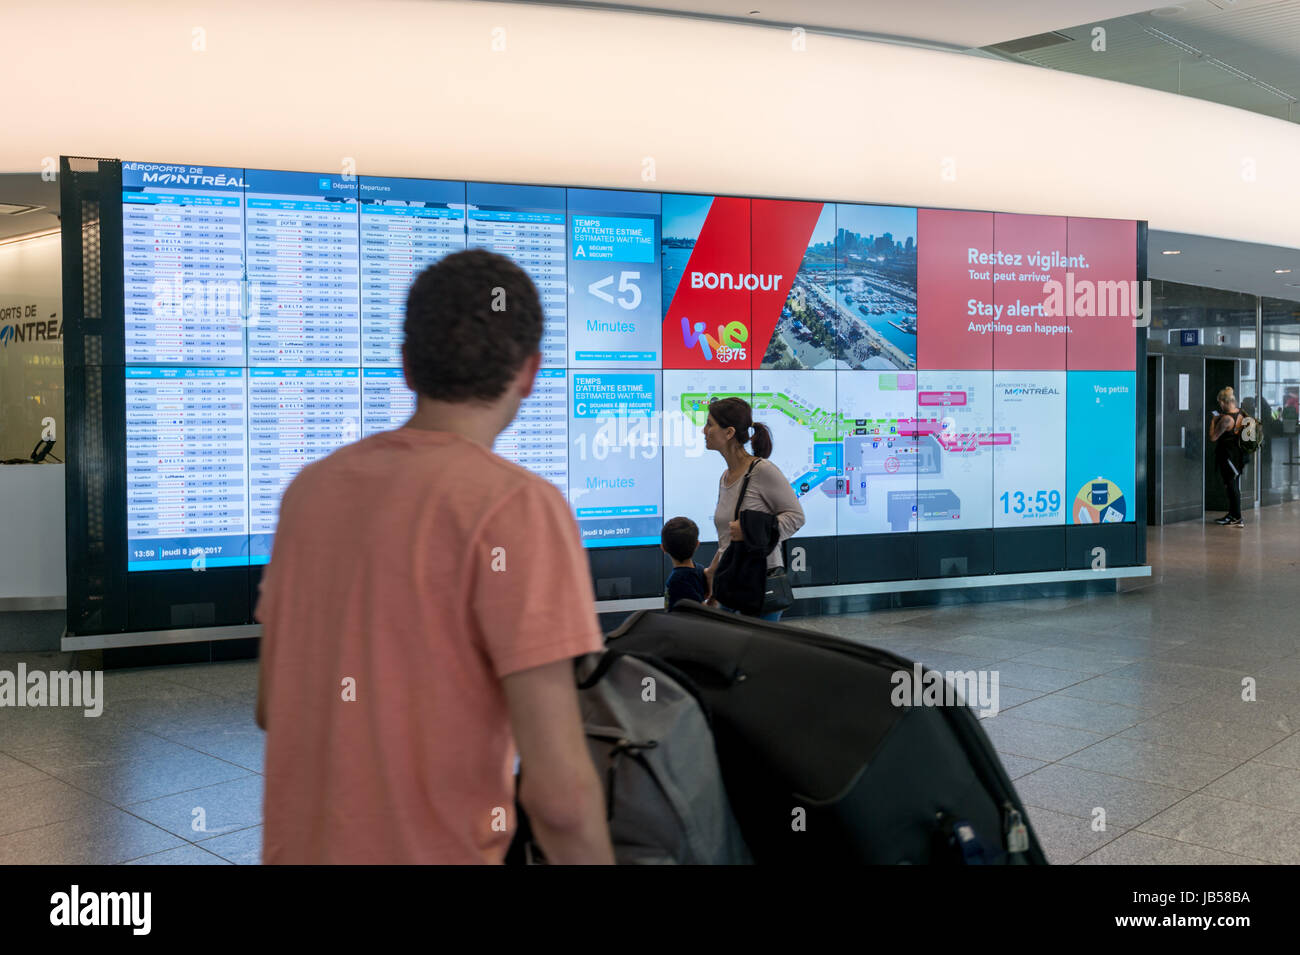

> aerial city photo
[763,203,918,371]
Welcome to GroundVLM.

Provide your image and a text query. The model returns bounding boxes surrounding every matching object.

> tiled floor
[1,504,1298,864]
[0,655,263,864]
[786,504,1300,864]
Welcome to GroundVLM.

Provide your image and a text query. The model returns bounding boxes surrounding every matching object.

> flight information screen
[121,161,1138,571]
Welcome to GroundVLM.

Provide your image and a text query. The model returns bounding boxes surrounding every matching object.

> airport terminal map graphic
[678,387,1011,516]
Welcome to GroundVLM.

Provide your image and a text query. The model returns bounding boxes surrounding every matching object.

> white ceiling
[536,0,1160,48]
[984,0,1300,123]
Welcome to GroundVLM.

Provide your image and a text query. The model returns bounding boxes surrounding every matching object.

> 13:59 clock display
[999,490,1062,515]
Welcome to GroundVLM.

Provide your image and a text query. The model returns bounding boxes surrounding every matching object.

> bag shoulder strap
[732,458,760,520]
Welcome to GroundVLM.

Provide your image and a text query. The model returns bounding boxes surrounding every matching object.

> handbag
[761,566,794,615]
[714,460,794,616]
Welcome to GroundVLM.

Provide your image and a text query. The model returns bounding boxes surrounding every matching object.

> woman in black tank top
[1211,387,1245,525]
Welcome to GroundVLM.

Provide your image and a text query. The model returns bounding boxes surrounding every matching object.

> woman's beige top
[712,457,806,570]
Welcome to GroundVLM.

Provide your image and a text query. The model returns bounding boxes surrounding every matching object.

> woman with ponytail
[702,396,805,621]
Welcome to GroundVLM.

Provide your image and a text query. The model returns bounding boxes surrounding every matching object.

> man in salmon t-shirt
[255,249,613,864]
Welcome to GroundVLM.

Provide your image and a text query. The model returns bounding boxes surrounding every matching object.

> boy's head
[402,249,544,414]
[661,517,699,564]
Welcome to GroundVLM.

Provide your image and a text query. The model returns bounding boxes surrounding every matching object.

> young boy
[661,516,708,610]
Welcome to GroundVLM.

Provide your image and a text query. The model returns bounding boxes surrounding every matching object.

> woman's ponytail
[750,421,773,459]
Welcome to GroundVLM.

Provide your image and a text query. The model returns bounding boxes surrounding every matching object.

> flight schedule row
[122,362,577,569]
[126,367,412,569]
[122,167,570,368]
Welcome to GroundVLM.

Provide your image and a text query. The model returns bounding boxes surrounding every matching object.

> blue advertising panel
[1066,371,1137,524]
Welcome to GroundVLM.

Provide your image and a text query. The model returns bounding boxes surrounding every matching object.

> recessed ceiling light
[1275,269,1292,274]
[1162,250,1181,255]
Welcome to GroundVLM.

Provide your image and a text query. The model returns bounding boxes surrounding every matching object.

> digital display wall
[120,161,1139,576]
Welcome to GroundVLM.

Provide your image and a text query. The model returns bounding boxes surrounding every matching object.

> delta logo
[681,317,747,362]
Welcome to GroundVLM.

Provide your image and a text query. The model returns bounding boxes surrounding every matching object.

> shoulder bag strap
[732,458,760,520]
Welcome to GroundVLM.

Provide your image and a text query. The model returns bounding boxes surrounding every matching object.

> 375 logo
[680,317,747,362]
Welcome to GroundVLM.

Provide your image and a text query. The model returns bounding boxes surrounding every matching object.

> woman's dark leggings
[1219,459,1242,520]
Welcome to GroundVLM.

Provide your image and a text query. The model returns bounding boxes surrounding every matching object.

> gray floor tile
[124,843,232,865]
[964,621,1063,646]
[158,724,266,772]
[1069,635,1186,658]
[897,648,1000,672]
[111,695,255,734]
[1160,697,1300,732]
[1008,646,1137,676]
[980,714,1106,762]
[997,752,1049,780]
[0,775,112,837]
[1203,761,1300,815]
[1106,661,1248,692]
[984,684,1047,712]
[1138,793,1300,864]
[999,694,1145,734]
[1061,736,1241,791]
[0,752,51,791]
[1078,831,1257,865]
[1156,646,1294,670]
[1120,714,1293,759]
[916,634,1044,662]
[4,728,194,775]
[898,614,988,636]
[1257,656,1300,684]
[1023,805,1127,865]
[0,706,128,751]
[51,748,254,806]
[98,670,215,705]
[125,774,264,840]
[1254,734,1300,770]
[0,804,182,864]
[1014,763,1190,829]
[198,824,262,864]
[988,661,1092,693]
[161,662,261,696]
[1056,675,1198,714]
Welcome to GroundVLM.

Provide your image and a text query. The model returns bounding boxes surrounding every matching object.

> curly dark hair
[403,248,544,403]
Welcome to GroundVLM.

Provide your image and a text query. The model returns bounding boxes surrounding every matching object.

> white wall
[4,0,1300,245]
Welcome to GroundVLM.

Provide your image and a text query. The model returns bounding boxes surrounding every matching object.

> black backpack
[608,601,1048,865]
[510,649,752,865]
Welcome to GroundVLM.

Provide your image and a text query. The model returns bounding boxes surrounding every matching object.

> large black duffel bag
[606,600,1047,865]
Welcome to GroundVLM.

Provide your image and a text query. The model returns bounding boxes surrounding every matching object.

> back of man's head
[404,249,543,403]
